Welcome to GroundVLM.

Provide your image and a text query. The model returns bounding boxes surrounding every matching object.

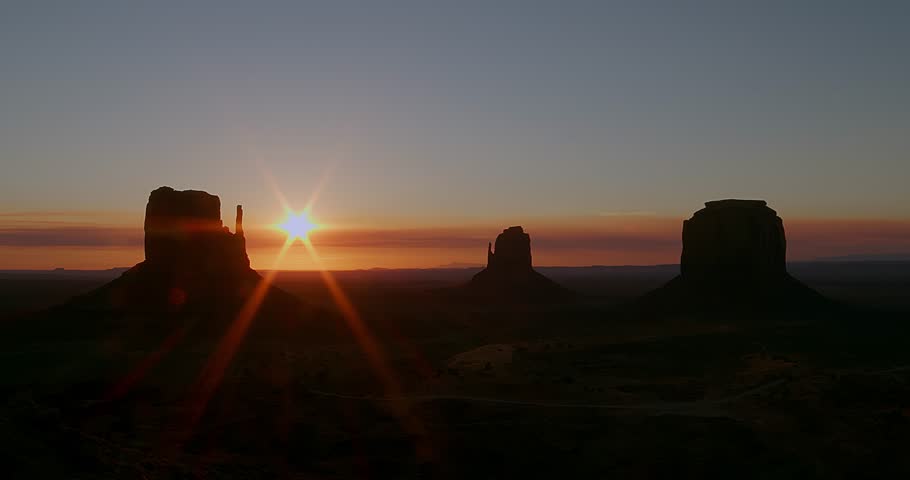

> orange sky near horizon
[1,210,909,270]
[4,3,910,273]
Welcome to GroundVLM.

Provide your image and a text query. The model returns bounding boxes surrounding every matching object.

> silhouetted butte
[67,186,300,313]
[642,200,827,312]
[461,226,569,300]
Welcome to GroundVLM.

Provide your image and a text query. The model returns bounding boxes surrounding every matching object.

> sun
[277,211,318,241]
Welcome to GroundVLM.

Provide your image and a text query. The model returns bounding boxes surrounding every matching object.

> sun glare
[278,211,317,241]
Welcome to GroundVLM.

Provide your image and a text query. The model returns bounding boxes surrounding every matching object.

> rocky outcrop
[68,187,298,313]
[143,186,249,274]
[486,226,532,273]
[643,199,827,312]
[465,226,568,300]
[680,200,787,281]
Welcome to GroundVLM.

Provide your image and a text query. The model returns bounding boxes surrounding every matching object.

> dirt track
[305,378,787,413]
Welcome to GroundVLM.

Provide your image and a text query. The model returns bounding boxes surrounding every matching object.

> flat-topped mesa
[486,226,533,273]
[680,199,787,282]
[143,186,249,274]
[704,199,768,209]
[639,198,828,313]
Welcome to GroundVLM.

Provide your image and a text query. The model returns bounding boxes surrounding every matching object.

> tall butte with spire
[68,186,299,313]
[142,187,249,274]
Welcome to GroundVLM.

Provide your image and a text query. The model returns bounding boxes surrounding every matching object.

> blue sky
[1,1,909,268]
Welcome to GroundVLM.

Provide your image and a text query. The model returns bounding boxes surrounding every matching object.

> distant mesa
[436,262,484,269]
[642,199,828,312]
[66,186,299,313]
[461,226,569,300]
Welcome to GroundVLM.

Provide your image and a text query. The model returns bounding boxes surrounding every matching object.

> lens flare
[277,211,317,241]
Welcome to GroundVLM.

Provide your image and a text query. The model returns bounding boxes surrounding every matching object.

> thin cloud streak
[2,219,910,266]
[597,211,658,217]
[0,226,678,251]
[0,227,142,247]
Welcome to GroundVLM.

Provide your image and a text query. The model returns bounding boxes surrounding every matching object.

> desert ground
[1,262,909,478]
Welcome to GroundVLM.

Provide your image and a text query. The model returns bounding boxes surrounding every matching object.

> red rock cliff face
[143,186,249,274]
